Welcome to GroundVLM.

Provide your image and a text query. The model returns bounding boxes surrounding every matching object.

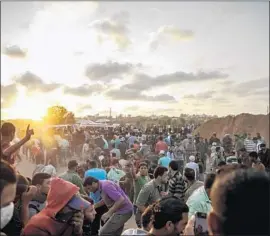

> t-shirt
[158,156,171,168]
[134,175,150,203]
[99,180,133,214]
[84,168,107,180]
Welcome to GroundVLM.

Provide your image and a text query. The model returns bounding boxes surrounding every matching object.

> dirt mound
[195,113,269,146]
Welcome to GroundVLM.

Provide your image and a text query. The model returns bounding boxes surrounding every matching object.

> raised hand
[25,124,34,141]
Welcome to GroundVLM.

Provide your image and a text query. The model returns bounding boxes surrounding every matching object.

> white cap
[122,229,147,235]
[189,155,195,162]
[98,155,105,161]
[212,142,217,146]
[159,150,165,155]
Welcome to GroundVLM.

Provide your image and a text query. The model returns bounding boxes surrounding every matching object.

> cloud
[77,104,93,112]
[183,90,216,100]
[106,88,176,102]
[2,45,27,58]
[222,77,269,97]
[85,61,140,82]
[14,71,60,92]
[149,25,194,51]
[123,70,229,91]
[1,84,18,108]
[89,11,131,50]
[63,84,104,97]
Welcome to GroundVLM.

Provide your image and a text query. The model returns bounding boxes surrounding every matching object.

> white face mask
[1,202,14,229]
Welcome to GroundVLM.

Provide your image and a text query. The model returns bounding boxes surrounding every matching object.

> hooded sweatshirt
[21,178,79,236]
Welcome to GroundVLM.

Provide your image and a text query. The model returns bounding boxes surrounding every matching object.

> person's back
[85,167,107,178]
[186,173,216,218]
[158,155,171,168]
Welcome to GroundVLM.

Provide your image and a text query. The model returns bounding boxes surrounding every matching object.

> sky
[1,1,269,120]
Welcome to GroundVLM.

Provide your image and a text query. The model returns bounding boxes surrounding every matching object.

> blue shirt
[84,168,107,180]
[158,156,172,168]
[90,190,102,204]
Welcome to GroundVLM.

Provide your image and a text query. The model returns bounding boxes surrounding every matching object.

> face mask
[1,202,14,229]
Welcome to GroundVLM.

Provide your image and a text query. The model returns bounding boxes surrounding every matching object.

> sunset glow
[1,2,269,119]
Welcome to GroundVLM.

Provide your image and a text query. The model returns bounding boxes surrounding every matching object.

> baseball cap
[159,150,165,154]
[67,195,91,211]
[120,137,125,142]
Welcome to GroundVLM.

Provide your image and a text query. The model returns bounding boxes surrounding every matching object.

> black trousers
[91,205,108,236]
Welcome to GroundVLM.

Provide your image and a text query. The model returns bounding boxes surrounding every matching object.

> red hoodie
[22,178,79,236]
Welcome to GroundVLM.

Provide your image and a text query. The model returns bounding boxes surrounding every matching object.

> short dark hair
[82,195,94,205]
[159,136,163,141]
[68,160,78,169]
[112,152,117,158]
[16,174,30,197]
[83,176,99,187]
[88,160,97,168]
[152,197,189,230]
[204,173,216,190]
[217,161,226,167]
[184,168,195,181]
[32,173,51,186]
[249,151,258,159]
[112,143,116,148]
[169,160,178,171]
[0,160,17,195]
[1,122,16,136]
[211,169,270,235]
[142,205,153,229]
[139,162,148,168]
[154,166,168,179]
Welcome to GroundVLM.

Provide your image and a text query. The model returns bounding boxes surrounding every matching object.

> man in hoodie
[28,173,51,219]
[22,178,92,236]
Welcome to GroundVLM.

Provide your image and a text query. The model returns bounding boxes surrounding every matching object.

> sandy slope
[195,113,269,146]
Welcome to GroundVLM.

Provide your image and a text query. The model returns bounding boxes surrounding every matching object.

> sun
[7,86,49,120]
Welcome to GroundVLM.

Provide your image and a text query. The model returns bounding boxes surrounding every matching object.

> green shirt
[134,175,150,203]
[59,170,86,195]
[186,186,212,219]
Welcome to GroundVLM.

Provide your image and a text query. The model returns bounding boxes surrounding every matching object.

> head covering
[45,177,79,217]
[43,165,57,176]
[159,150,165,155]
[67,195,91,211]
[120,137,125,142]
[121,229,147,235]
[98,155,105,161]
[189,155,195,162]
[212,142,217,146]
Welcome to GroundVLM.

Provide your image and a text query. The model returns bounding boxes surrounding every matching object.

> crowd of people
[0,121,269,236]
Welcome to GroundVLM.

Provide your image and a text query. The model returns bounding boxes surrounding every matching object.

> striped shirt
[168,170,186,200]
[244,139,256,153]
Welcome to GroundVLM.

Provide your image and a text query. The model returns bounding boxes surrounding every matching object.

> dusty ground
[16,158,137,230]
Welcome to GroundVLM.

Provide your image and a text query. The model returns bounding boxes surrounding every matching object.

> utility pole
[109,107,112,118]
